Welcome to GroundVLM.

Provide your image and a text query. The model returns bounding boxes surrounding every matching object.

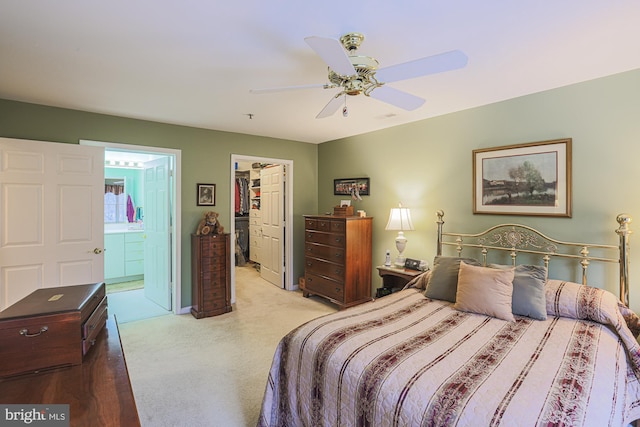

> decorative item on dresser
[302,215,373,309]
[0,282,107,378]
[191,233,232,318]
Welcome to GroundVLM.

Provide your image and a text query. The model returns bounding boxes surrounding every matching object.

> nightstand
[376,265,423,296]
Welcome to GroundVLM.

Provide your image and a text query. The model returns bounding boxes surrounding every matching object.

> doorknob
[93,248,103,254]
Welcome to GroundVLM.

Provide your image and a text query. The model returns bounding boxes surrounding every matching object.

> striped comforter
[258,280,640,427]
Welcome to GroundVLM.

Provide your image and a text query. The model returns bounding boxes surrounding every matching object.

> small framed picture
[197,183,216,206]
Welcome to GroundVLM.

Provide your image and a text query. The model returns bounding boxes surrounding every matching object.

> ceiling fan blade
[304,36,357,77]
[376,50,468,83]
[250,83,333,94]
[369,85,425,111]
[316,94,344,119]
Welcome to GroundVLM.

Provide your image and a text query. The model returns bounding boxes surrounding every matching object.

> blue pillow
[489,264,547,320]
[425,257,481,302]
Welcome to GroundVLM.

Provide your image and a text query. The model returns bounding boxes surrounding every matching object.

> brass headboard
[435,210,632,306]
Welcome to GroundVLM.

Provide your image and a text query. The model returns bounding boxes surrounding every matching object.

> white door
[260,165,285,287]
[143,156,171,310]
[0,138,104,310]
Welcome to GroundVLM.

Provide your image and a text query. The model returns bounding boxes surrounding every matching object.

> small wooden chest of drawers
[191,233,232,318]
[303,215,373,309]
[0,282,107,378]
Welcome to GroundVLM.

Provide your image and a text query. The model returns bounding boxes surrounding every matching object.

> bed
[258,211,640,427]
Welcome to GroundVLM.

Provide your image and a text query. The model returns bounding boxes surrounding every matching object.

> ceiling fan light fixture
[251,31,467,118]
[339,32,365,53]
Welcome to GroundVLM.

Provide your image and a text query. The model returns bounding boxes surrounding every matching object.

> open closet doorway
[229,155,294,304]
[81,140,183,322]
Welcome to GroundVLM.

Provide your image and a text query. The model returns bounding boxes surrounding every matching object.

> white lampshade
[385,205,415,231]
[385,204,414,268]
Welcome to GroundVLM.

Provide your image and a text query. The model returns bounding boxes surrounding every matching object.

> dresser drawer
[250,226,262,237]
[201,240,226,256]
[330,220,345,233]
[203,297,229,313]
[305,257,345,281]
[202,271,227,289]
[305,217,335,231]
[125,259,144,276]
[201,257,227,272]
[304,273,344,302]
[125,242,144,260]
[125,232,145,243]
[305,230,345,247]
[305,243,344,264]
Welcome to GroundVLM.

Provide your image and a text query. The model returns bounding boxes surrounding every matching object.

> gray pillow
[425,257,481,302]
[489,264,548,320]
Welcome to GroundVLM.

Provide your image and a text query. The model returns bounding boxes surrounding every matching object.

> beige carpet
[119,266,337,426]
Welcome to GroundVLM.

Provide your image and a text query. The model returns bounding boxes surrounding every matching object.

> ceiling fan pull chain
[342,95,348,117]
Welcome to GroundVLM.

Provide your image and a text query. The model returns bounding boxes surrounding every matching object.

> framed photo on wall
[334,177,370,196]
[472,138,572,217]
[197,183,216,206]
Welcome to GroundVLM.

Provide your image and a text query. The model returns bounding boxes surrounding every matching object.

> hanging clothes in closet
[235,176,250,216]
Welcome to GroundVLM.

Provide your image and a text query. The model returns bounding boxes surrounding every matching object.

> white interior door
[143,156,171,310]
[0,137,104,310]
[260,165,284,287]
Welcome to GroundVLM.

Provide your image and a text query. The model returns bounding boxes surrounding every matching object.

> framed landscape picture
[473,139,572,217]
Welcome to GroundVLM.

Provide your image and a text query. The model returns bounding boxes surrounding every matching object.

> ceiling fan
[250,32,468,118]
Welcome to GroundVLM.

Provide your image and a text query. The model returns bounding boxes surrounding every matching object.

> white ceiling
[2,1,639,144]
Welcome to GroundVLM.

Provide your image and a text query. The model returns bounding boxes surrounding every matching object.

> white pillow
[454,262,516,322]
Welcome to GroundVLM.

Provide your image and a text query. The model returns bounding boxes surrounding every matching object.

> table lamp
[385,203,414,268]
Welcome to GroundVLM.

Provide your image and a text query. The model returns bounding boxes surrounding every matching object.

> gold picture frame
[472,138,572,217]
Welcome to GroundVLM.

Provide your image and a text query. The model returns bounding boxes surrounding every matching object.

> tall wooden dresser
[303,215,373,309]
[191,233,232,318]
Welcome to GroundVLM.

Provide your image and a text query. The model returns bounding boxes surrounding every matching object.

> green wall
[2,68,639,312]
[318,68,640,311]
[0,99,318,309]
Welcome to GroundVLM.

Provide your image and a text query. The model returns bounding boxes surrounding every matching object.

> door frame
[229,155,294,303]
[80,140,183,314]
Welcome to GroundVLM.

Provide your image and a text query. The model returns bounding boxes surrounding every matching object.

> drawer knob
[19,326,48,337]
[335,287,340,293]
